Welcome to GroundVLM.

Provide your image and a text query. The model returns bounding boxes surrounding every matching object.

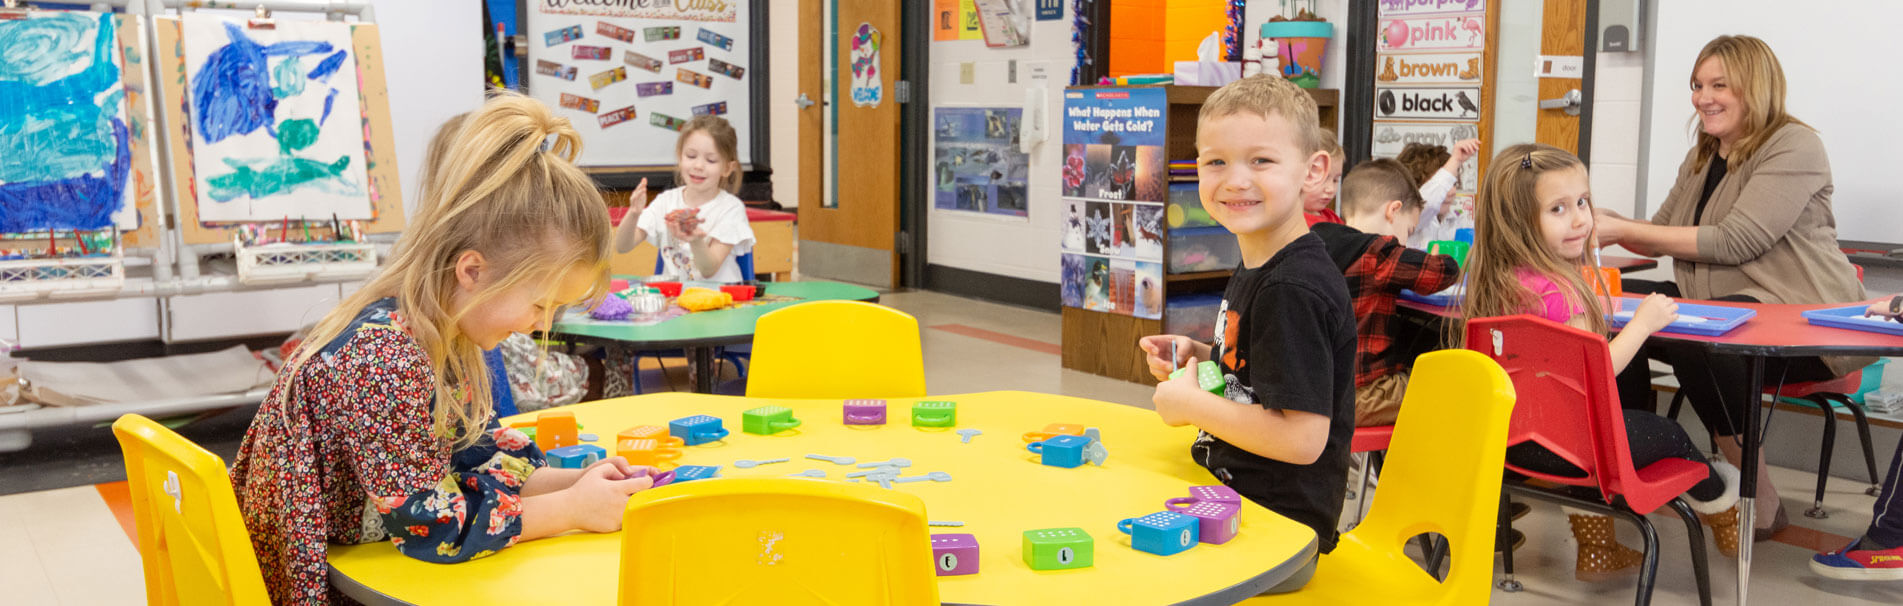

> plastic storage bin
[1167,183,1219,229]
[1168,226,1240,274]
[1164,293,1222,343]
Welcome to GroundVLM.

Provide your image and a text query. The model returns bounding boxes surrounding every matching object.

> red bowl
[720,284,756,301]
[610,279,631,292]
[647,281,683,297]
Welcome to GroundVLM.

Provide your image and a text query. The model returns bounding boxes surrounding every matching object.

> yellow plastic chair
[111,414,270,605]
[745,300,926,399]
[617,478,938,605]
[1248,349,1516,605]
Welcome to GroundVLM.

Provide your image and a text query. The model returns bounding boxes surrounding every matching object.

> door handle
[795,93,820,110]
[1539,89,1583,116]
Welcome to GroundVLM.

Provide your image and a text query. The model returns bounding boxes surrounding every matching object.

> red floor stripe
[95,481,141,549]
[928,324,1062,355]
[1773,521,1852,553]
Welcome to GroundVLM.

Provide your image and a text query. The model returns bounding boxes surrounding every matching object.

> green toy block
[911,401,957,427]
[1022,527,1093,570]
[742,405,802,435]
[1168,360,1225,395]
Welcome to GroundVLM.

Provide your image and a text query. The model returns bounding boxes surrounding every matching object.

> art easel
[150,0,404,285]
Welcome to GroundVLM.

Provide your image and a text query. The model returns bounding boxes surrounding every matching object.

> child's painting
[0,12,137,233]
[183,15,371,222]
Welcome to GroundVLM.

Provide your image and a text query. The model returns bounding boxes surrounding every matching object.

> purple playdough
[590,294,633,320]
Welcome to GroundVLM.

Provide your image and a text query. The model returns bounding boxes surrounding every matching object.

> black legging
[1507,410,1728,502]
[1614,280,1835,437]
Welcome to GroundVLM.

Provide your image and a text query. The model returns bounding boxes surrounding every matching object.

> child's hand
[627,178,650,217]
[1152,356,1207,426]
[1138,335,1191,382]
[1450,138,1481,164]
[565,463,654,533]
[581,456,640,481]
[1628,293,1679,334]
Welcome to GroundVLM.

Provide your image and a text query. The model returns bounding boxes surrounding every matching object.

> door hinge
[896,231,913,255]
[894,80,911,104]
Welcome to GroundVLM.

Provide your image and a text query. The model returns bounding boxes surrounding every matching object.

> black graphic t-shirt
[1191,233,1357,553]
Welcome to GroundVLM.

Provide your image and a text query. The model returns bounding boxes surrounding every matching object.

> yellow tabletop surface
[328,392,1318,605]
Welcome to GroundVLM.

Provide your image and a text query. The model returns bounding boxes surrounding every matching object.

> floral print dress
[230,298,546,604]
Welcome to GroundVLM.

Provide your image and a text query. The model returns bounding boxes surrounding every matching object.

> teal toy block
[670,465,722,483]
[911,401,957,427]
[742,406,802,435]
[547,444,607,469]
[1169,360,1225,395]
[1118,511,1199,556]
[1022,527,1094,570]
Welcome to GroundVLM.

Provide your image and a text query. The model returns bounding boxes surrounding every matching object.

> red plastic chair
[1466,315,1712,606]
[1346,425,1394,525]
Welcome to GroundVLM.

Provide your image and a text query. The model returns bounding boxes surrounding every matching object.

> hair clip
[1520,154,1532,169]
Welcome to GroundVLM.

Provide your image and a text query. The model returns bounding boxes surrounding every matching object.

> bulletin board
[1368,0,1494,219]
[525,0,767,169]
[154,16,407,246]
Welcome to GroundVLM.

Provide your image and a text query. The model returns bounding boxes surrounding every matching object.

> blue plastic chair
[633,252,754,394]
[484,346,518,417]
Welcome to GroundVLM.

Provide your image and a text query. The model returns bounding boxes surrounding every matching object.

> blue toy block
[670,465,722,483]
[547,444,607,469]
[669,415,730,446]
[1118,511,1200,556]
[1027,435,1091,468]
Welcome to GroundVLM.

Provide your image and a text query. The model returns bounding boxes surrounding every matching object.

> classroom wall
[926,0,1348,286]
[768,1,799,207]
[372,1,486,215]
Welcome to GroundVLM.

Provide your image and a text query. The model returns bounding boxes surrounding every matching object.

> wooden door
[798,0,902,288]
[1536,0,1588,152]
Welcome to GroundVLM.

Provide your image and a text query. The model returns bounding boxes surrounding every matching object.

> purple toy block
[1173,500,1240,544]
[1166,485,1242,508]
[931,533,980,576]
[843,399,887,425]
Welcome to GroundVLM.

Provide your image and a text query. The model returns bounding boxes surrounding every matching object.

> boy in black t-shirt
[1138,75,1356,593]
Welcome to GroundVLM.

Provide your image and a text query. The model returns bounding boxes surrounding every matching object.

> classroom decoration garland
[1225,0,1245,62]
[1070,0,1091,85]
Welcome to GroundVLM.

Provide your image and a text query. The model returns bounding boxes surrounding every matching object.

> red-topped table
[1401,296,1903,606]
[1601,255,1660,273]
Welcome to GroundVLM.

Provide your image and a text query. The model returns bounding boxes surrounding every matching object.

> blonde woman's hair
[1689,35,1810,171]
[278,91,610,449]
[676,115,742,193]
[1453,143,1611,346]
[1199,75,1322,156]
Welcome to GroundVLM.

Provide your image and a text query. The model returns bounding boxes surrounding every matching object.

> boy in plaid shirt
[1308,158,1460,426]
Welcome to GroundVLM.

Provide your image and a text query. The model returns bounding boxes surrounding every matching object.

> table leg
[686,346,718,394]
[1735,355,1767,606]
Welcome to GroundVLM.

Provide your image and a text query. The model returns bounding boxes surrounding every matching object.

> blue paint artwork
[0,12,132,234]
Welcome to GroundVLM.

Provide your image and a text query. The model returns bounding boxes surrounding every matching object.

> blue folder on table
[1608,297,1755,336]
[1802,304,1903,336]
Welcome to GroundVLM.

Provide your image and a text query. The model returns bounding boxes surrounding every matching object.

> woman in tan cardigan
[1596,35,1868,542]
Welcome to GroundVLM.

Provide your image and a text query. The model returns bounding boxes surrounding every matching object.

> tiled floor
[3,288,1900,604]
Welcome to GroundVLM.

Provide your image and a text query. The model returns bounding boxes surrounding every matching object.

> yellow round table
[328,392,1318,605]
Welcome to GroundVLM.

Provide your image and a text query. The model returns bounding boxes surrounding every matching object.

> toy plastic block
[1168,360,1225,395]
[547,444,607,469]
[931,533,980,576]
[742,406,802,435]
[615,438,683,467]
[1027,435,1091,469]
[1119,511,1200,556]
[1021,423,1086,443]
[911,401,957,427]
[668,415,730,446]
[1022,527,1094,570]
[1172,500,1239,545]
[619,425,685,448]
[535,411,580,451]
[1166,485,1243,508]
[670,465,721,483]
[843,399,887,425]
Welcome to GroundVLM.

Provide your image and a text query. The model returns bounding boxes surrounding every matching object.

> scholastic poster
[1373,0,1485,237]
[1059,87,1166,319]
[933,107,1029,218]
[526,1,753,166]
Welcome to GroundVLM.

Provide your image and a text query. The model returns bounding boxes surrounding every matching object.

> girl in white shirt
[614,116,755,282]
[1397,138,1480,248]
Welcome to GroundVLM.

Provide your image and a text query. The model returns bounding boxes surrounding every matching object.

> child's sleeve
[634,194,669,248]
[1367,236,1460,295]
[1409,170,1459,248]
[1245,282,1346,418]
[330,330,534,564]
[705,197,755,254]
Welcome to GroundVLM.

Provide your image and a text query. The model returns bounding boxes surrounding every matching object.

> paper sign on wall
[1375,86,1483,121]
[1378,14,1486,52]
[1374,52,1482,86]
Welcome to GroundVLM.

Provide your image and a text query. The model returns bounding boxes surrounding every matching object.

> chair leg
[1808,395,1837,519]
[1839,395,1883,496]
[1626,512,1661,606]
[1427,535,1449,581]
[1666,391,1686,420]
[1498,491,1523,592]
[1667,499,1714,606]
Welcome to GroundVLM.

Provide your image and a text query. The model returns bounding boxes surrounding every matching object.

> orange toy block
[535,411,580,451]
[615,438,683,467]
[1022,423,1088,443]
[618,425,686,449]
